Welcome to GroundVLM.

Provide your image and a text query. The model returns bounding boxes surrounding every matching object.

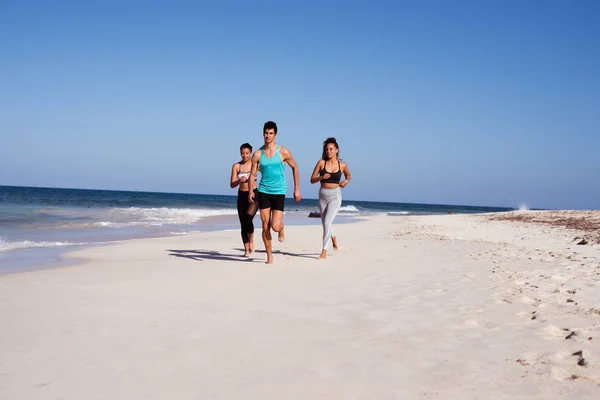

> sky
[1,0,598,209]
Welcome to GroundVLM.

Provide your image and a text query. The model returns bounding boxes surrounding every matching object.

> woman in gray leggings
[310,137,352,260]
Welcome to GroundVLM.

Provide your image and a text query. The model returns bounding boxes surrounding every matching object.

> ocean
[0,185,513,273]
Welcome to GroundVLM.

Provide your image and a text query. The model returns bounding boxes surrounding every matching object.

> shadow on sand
[167,248,319,262]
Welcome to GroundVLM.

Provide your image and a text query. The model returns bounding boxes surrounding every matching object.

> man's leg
[270,210,285,242]
[260,207,273,264]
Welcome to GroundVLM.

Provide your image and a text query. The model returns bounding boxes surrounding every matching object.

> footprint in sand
[521,296,542,306]
[462,319,481,327]
[543,325,572,340]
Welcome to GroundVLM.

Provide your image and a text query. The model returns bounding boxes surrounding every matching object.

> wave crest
[0,236,84,252]
[339,205,360,213]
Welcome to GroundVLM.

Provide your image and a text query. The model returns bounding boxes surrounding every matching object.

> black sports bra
[320,160,342,184]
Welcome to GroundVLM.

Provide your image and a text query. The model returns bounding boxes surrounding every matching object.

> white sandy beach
[1,212,599,399]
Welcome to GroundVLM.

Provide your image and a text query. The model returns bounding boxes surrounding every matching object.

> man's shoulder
[279,144,291,154]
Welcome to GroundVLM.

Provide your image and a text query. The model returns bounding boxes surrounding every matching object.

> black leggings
[237,189,258,243]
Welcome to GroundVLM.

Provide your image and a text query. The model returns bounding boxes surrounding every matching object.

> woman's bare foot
[317,249,327,260]
[266,255,274,264]
[278,226,285,242]
[249,242,255,254]
[331,236,339,251]
[243,244,251,257]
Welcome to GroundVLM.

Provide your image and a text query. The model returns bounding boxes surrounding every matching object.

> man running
[249,121,302,264]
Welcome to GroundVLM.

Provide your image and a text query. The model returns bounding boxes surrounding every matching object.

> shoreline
[0,212,354,275]
[1,212,599,398]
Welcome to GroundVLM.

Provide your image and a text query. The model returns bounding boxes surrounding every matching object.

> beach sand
[1,212,599,399]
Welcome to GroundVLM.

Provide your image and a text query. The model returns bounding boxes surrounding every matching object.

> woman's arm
[339,162,351,188]
[310,160,327,184]
[230,163,240,189]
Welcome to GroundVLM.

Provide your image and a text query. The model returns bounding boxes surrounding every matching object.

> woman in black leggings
[230,143,259,256]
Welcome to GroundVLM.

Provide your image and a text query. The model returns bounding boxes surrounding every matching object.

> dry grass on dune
[487,210,600,244]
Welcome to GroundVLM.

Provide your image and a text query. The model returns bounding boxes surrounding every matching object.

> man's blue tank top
[258,144,287,195]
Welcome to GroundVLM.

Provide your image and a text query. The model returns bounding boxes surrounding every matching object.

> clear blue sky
[1,0,598,209]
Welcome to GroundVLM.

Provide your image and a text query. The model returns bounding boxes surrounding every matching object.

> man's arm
[281,147,302,202]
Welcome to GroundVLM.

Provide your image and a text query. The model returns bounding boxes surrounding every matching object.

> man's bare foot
[278,226,285,242]
[266,256,274,264]
[331,236,339,251]
[317,250,327,260]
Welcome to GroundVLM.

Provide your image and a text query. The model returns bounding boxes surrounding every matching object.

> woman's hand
[340,180,348,188]
[321,173,330,181]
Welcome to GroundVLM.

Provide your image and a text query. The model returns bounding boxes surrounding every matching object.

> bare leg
[270,210,285,243]
[331,236,338,251]
[317,236,337,259]
[248,233,254,254]
[260,208,273,264]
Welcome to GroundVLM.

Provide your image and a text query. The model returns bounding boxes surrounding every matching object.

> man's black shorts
[258,191,285,211]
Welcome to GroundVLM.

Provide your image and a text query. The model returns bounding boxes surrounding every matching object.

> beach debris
[565,331,577,340]
[572,350,587,367]
[487,211,600,244]
[308,211,321,218]
[516,359,530,366]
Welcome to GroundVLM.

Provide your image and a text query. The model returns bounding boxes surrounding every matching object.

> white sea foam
[0,236,85,252]
[339,205,360,214]
[388,211,410,216]
[98,207,238,227]
[168,231,193,236]
[94,221,153,228]
[518,204,529,211]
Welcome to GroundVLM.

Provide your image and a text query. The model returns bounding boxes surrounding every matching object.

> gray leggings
[319,187,342,250]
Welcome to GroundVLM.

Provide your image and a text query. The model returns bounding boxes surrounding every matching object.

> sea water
[0,185,513,273]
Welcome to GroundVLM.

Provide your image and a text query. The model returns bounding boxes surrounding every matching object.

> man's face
[263,128,276,143]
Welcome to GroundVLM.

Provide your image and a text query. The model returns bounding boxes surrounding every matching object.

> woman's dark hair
[240,143,252,152]
[321,137,339,160]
